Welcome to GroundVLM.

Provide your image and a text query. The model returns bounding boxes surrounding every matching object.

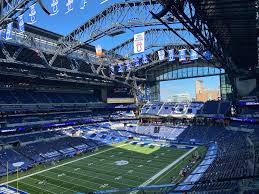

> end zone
[0,185,28,194]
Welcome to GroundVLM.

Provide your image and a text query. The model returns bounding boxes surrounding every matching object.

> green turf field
[2,143,203,194]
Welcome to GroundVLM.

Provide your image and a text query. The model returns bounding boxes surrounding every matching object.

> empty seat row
[0,90,101,104]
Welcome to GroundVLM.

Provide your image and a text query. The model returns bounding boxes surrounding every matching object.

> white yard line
[35,172,98,191]
[68,159,155,179]
[0,144,127,186]
[27,176,78,193]
[57,165,137,187]
[129,146,198,194]
[18,181,56,194]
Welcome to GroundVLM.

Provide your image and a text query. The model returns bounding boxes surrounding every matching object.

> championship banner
[28,4,37,24]
[65,0,73,14]
[142,55,149,64]
[125,60,131,70]
[203,50,212,60]
[118,63,123,72]
[95,45,103,57]
[158,50,165,61]
[134,32,145,54]
[178,49,186,62]
[190,49,198,60]
[80,0,87,9]
[124,63,128,71]
[18,14,25,34]
[110,65,115,75]
[50,0,59,16]
[133,57,140,67]
[5,22,13,40]
[168,49,175,61]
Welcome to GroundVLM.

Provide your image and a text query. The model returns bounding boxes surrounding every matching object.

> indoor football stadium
[0,0,258,194]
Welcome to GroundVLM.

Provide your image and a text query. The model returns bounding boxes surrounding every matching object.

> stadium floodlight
[106,28,126,37]
[15,8,24,11]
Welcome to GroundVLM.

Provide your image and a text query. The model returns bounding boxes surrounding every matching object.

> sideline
[0,144,127,185]
[129,146,198,194]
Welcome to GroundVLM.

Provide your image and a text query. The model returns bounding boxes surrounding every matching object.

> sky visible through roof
[160,76,220,101]
[27,0,219,100]
[33,0,122,35]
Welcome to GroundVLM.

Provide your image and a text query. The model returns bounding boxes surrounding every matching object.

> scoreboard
[107,87,135,104]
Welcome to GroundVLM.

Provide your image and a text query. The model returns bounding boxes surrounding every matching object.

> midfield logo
[114,160,129,166]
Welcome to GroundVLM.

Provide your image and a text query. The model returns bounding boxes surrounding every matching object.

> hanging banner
[18,14,25,34]
[125,60,131,70]
[133,57,140,67]
[190,48,199,60]
[142,55,149,64]
[80,0,88,9]
[158,50,165,61]
[4,22,13,40]
[50,0,59,16]
[118,63,124,73]
[95,45,103,57]
[134,32,145,54]
[203,50,212,60]
[28,4,37,24]
[65,0,73,14]
[110,65,115,75]
[178,49,186,62]
[168,49,175,61]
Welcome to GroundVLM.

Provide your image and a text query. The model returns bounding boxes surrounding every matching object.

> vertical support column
[256,1,259,97]
[145,82,151,102]
[256,74,259,100]
[149,81,160,102]
[101,87,107,103]
[220,74,233,101]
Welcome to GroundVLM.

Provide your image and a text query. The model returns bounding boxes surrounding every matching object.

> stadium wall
[236,77,257,97]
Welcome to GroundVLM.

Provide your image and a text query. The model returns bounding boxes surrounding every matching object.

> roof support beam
[157,0,233,74]
[109,28,189,57]
[0,0,36,26]
[54,0,175,56]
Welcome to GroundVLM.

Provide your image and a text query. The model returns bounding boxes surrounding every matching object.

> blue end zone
[0,185,28,194]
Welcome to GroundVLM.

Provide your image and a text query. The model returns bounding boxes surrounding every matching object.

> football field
[2,143,202,194]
